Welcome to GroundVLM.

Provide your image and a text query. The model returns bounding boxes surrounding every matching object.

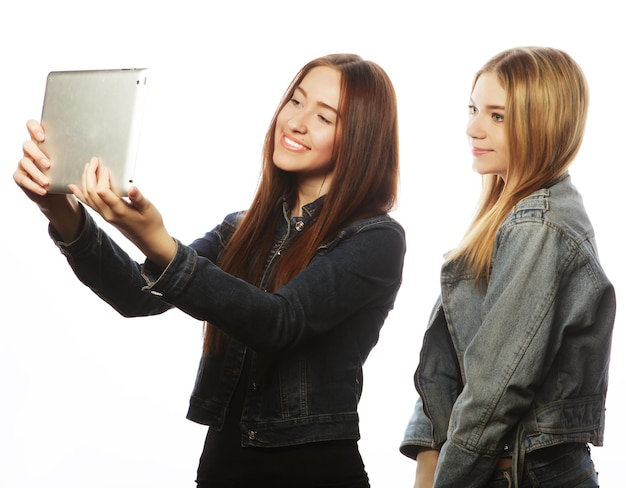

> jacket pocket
[534,396,603,434]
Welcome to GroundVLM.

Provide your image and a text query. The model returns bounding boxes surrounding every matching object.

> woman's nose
[466,116,485,139]
[287,114,307,133]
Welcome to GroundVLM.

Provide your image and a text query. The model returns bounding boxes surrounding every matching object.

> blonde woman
[400,47,615,487]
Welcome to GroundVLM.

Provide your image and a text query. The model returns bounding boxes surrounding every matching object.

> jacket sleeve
[141,220,406,352]
[49,206,229,318]
[400,299,461,459]
[400,396,436,459]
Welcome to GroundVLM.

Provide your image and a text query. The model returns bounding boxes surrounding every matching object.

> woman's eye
[290,98,301,107]
[318,114,332,124]
[468,105,478,115]
[492,113,504,122]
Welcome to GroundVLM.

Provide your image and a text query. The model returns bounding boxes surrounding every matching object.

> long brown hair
[204,54,399,351]
[448,47,588,281]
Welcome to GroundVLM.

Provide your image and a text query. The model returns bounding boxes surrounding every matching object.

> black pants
[196,431,370,488]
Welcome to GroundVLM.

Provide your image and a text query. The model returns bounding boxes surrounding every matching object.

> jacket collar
[280,194,326,220]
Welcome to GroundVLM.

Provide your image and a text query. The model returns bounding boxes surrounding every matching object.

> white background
[1,1,623,486]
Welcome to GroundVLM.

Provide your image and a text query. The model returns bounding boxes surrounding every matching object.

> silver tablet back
[39,68,149,196]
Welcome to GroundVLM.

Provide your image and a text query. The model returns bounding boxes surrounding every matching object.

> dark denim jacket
[400,175,615,487]
[51,197,406,447]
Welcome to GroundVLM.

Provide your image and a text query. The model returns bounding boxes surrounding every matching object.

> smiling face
[273,66,341,190]
[467,72,509,180]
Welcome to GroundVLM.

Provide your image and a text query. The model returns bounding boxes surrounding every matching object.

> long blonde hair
[448,47,588,281]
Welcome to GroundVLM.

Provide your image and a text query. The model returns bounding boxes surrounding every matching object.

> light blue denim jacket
[400,174,616,487]
[50,197,406,448]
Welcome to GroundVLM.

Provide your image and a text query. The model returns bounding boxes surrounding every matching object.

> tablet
[38,68,149,196]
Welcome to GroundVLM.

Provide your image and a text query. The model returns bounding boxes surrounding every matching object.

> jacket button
[251,381,258,391]
[247,430,257,440]
[295,221,305,232]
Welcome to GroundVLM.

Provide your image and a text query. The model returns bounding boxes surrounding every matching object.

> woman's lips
[281,133,309,152]
[471,147,492,157]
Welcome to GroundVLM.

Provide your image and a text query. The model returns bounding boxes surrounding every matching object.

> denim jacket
[400,175,615,487]
[51,197,406,448]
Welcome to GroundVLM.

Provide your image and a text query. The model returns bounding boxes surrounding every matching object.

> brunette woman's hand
[14,119,61,199]
[14,119,82,241]
[70,157,176,268]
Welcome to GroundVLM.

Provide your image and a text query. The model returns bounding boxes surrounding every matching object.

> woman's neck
[293,172,332,217]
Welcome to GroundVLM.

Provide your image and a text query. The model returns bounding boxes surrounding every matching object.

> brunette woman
[15,54,405,488]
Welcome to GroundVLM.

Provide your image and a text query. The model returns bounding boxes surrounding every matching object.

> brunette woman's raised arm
[14,119,83,242]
